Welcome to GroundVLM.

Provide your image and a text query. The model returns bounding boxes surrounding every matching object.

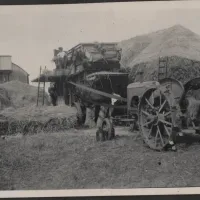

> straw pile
[118,25,200,84]
[0,105,77,136]
[0,81,78,135]
[0,80,50,108]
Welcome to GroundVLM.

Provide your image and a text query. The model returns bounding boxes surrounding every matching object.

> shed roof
[12,63,29,76]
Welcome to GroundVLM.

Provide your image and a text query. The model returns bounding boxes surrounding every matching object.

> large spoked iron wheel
[139,88,173,151]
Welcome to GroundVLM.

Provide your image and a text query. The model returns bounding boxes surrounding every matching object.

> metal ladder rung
[37,66,46,106]
[158,57,168,80]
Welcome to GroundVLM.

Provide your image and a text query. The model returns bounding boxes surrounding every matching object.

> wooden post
[42,66,46,105]
[84,105,96,128]
[64,81,69,105]
[96,106,108,128]
[37,66,42,106]
[69,87,72,106]
[166,57,168,78]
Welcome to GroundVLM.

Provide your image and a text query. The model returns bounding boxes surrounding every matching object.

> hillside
[118,25,200,83]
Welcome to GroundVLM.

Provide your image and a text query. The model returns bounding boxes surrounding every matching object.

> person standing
[52,47,67,69]
[48,83,58,106]
[57,47,67,69]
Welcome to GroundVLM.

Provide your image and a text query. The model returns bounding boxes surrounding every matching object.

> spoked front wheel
[139,88,174,151]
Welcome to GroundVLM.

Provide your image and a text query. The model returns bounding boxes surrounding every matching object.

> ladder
[158,57,168,81]
[36,66,46,106]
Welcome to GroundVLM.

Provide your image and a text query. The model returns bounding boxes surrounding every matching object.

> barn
[0,55,29,84]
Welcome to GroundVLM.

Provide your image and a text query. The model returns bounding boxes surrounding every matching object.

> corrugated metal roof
[12,63,29,76]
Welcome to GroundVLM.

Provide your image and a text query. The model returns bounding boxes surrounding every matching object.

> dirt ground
[1,126,200,190]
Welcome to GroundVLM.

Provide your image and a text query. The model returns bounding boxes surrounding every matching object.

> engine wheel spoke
[155,128,159,146]
[141,110,155,120]
[164,124,171,136]
[164,111,171,117]
[159,119,172,126]
[143,119,154,127]
[145,98,156,110]
[141,110,151,116]
[159,91,162,107]
[159,100,167,113]
[158,126,165,146]
[147,124,153,139]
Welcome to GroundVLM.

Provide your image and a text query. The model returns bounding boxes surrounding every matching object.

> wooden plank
[37,66,42,106]
[68,81,127,102]
[86,99,127,109]
[69,88,72,106]
[118,119,135,122]
[42,66,46,105]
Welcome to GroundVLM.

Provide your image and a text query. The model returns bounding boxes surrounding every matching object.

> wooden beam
[37,66,42,106]
[68,81,127,102]
[42,66,46,105]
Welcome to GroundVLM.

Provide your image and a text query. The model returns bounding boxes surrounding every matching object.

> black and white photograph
[1,0,200,193]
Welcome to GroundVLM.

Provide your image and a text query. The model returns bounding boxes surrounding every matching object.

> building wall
[0,56,29,84]
[0,56,12,70]
[0,72,10,83]
[9,63,29,84]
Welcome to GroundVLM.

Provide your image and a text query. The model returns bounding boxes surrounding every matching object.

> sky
[1,1,200,87]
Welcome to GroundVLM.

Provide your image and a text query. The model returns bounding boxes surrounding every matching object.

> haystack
[0,80,50,109]
[0,81,78,135]
[118,25,200,84]
[0,105,77,135]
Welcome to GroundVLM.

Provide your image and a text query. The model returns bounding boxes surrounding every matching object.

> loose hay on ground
[0,105,78,135]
